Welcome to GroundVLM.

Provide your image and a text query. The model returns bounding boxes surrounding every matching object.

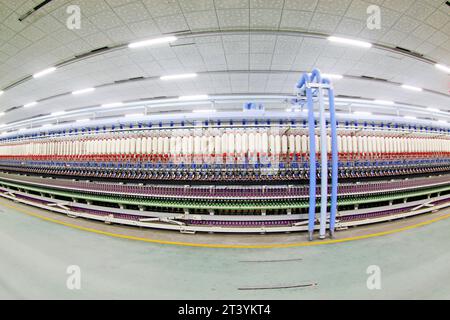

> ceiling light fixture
[72,88,95,95]
[404,116,417,120]
[435,64,450,73]
[24,102,37,108]
[178,95,209,101]
[0,112,5,117]
[51,111,66,116]
[101,102,124,108]
[0,90,4,96]
[401,84,422,92]
[33,67,57,79]
[328,36,372,48]
[353,111,372,116]
[427,107,440,112]
[76,118,90,123]
[321,73,344,80]
[192,109,216,113]
[124,113,144,118]
[374,100,394,105]
[128,36,177,49]
[160,73,198,81]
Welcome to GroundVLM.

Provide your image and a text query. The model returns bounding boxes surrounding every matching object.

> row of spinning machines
[0,119,449,232]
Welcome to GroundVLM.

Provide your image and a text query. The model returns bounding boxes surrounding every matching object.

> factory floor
[1,198,449,299]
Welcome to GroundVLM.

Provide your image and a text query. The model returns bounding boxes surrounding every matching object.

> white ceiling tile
[33,14,64,33]
[316,0,352,16]
[70,19,100,37]
[250,0,283,9]
[308,12,341,33]
[215,0,249,9]
[184,10,219,30]
[113,2,151,23]
[344,0,368,20]
[413,24,437,41]
[142,0,182,17]
[426,10,449,29]
[399,35,424,51]
[382,0,413,13]
[83,32,113,48]
[336,17,365,36]
[280,10,313,30]
[380,29,408,46]
[379,7,402,27]
[415,41,437,55]
[105,0,136,7]
[88,9,124,31]
[178,0,214,12]
[8,33,31,50]
[217,9,250,29]
[284,0,318,11]
[250,9,282,28]
[406,1,436,21]
[105,25,136,43]
[427,31,449,47]
[128,19,161,38]
[154,14,189,33]
[393,16,421,34]
[77,0,111,16]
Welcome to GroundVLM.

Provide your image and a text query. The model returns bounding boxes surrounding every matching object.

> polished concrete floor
[1,200,449,299]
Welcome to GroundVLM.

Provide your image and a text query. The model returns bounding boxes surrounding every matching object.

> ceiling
[0,0,449,127]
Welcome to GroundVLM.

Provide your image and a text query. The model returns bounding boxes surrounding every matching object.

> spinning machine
[0,71,449,238]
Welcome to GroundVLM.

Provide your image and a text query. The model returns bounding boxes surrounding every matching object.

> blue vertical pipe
[306,82,317,241]
[317,86,328,239]
[297,71,318,241]
[325,80,338,236]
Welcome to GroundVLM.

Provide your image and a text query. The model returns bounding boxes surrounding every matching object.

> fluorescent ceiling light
[178,95,209,101]
[0,90,4,96]
[328,36,372,48]
[374,100,394,105]
[72,88,95,95]
[404,116,417,120]
[128,36,177,49]
[285,108,293,112]
[401,84,422,92]
[24,102,37,108]
[76,118,90,123]
[124,113,144,118]
[160,73,198,81]
[192,109,216,113]
[0,112,4,117]
[435,64,450,73]
[42,124,53,128]
[322,73,343,80]
[33,67,56,78]
[438,120,447,124]
[353,111,372,116]
[51,111,66,116]
[101,102,124,108]
[427,107,440,112]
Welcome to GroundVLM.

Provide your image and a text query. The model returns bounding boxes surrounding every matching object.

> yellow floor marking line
[1,198,450,249]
